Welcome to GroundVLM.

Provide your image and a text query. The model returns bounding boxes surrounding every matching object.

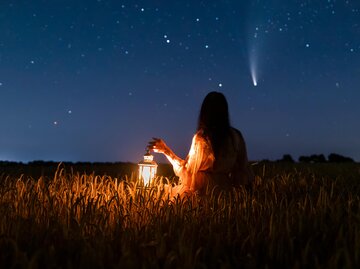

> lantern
[138,149,157,185]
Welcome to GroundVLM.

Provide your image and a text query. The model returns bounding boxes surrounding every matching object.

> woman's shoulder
[229,127,246,148]
[193,129,211,145]
[194,129,205,139]
[230,127,243,138]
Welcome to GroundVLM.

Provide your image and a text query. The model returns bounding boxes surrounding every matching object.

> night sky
[1,0,359,163]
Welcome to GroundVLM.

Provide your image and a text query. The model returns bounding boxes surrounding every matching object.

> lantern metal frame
[138,149,157,186]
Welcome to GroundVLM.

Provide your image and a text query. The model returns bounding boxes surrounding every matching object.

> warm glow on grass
[0,163,359,268]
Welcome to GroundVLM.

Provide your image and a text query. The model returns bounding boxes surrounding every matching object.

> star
[1,0,359,163]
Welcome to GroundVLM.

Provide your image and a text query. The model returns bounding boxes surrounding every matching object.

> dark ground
[0,161,175,180]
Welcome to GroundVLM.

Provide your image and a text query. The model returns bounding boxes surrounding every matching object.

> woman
[148,91,254,196]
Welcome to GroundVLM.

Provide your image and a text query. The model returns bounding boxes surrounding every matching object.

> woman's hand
[148,138,170,155]
[148,137,185,173]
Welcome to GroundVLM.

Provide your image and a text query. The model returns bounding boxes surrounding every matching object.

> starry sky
[1,0,359,163]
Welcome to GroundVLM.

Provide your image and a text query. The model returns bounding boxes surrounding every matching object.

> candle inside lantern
[138,149,157,185]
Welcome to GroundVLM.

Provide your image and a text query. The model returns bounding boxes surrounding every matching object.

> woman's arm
[148,134,214,189]
[148,138,185,175]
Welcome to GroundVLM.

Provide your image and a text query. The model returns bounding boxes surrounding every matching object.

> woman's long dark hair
[197,91,231,159]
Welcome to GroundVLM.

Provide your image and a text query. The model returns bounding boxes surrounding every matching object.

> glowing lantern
[138,149,157,185]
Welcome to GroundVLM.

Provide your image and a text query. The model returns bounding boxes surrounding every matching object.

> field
[0,162,360,268]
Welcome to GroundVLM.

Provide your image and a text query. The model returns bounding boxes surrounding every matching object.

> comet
[249,48,258,87]
[250,59,257,86]
[247,21,262,87]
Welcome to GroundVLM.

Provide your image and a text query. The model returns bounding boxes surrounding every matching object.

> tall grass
[0,163,359,268]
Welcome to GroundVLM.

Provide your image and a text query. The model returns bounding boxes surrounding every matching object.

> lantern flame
[141,166,155,185]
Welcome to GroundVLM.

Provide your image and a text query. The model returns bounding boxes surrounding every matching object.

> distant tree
[28,160,57,167]
[309,154,327,163]
[298,156,311,163]
[299,154,326,163]
[328,153,354,163]
[278,154,295,163]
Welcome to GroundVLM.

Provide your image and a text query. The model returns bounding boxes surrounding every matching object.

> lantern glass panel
[138,150,157,186]
[141,165,151,185]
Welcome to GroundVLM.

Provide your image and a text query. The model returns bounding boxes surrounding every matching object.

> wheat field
[0,163,359,268]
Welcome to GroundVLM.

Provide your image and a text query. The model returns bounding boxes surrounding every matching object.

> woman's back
[148,91,253,197]
[207,127,254,191]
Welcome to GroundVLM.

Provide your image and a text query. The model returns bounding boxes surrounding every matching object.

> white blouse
[167,128,253,197]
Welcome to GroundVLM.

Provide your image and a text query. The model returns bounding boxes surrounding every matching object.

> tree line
[277,153,355,163]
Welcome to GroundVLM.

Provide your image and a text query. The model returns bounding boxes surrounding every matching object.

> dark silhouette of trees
[278,154,295,163]
[298,156,311,163]
[299,153,355,163]
[328,153,354,163]
[311,154,326,163]
[298,154,326,163]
